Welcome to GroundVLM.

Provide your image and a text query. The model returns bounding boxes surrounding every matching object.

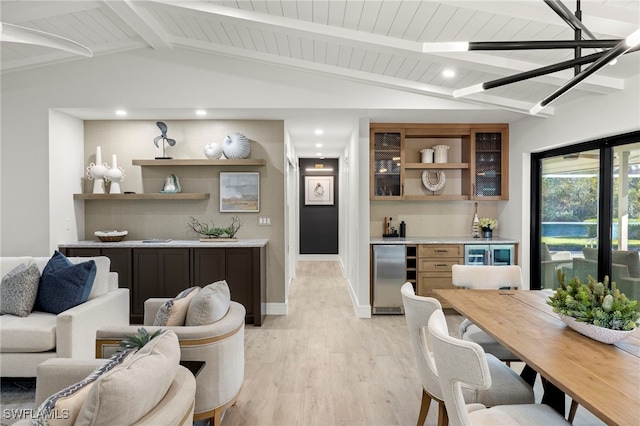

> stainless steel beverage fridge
[372,244,405,314]
[464,244,515,265]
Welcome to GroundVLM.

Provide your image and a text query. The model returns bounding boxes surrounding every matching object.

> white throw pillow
[153,286,201,326]
[186,280,231,326]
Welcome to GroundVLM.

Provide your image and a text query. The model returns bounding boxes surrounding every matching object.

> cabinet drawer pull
[435,263,448,267]
[435,249,448,253]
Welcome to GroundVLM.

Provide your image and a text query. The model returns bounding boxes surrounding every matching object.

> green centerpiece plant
[547,271,638,332]
[187,216,242,239]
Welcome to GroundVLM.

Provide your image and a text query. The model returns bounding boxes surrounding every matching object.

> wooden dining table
[434,289,640,426]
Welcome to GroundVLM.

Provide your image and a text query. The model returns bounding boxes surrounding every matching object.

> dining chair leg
[417,389,431,426]
[436,400,448,426]
[568,400,579,423]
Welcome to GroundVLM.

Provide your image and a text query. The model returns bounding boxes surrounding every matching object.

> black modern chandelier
[422,0,640,115]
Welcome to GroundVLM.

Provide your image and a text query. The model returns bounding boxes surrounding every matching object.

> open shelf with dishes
[370,123,508,201]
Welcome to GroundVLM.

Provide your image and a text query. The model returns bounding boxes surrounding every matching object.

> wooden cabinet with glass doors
[370,123,509,201]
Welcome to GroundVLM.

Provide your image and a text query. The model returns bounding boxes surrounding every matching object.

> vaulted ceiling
[1,1,639,155]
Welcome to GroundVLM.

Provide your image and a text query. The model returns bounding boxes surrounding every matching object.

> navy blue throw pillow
[34,251,97,314]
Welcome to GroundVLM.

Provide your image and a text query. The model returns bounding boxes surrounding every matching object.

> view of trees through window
[537,141,640,290]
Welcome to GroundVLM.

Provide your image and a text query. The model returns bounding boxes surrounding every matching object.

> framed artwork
[220,172,260,212]
[305,176,334,205]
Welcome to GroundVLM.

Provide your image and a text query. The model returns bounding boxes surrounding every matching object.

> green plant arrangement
[478,217,498,230]
[118,327,165,352]
[548,272,638,331]
[187,216,243,239]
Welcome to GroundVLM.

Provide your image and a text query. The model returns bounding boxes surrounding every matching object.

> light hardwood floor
[222,261,605,426]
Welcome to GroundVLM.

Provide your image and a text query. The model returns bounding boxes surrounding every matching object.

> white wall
[505,78,640,289]
[48,110,84,253]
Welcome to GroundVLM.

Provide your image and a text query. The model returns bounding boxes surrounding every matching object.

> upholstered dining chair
[401,283,534,426]
[451,264,521,363]
[427,309,570,426]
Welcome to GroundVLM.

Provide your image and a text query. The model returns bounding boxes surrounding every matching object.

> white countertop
[60,239,269,248]
[370,236,518,244]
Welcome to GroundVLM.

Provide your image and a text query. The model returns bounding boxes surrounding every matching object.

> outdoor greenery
[542,174,640,222]
[547,272,638,331]
[542,173,640,250]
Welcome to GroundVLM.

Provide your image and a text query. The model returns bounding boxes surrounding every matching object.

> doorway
[299,158,339,254]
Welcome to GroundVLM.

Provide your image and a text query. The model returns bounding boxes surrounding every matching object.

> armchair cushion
[186,280,230,326]
[77,331,180,426]
[34,349,136,425]
[1,263,40,317]
[35,252,96,315]
[612,250,640,278]
[153,286,200,326]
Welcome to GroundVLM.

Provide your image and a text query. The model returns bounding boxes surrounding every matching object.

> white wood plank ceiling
[2,0,639,117]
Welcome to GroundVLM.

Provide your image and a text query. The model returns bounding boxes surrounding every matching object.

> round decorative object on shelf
[422,170,446,192]
[222,132,250,159]
[558,314,635,344]
[95,230,128,242]
[204,143,223,159]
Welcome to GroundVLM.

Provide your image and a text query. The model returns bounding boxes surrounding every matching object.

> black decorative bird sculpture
[153,121,176,159]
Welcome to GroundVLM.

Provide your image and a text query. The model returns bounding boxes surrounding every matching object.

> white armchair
[95,297,246,425]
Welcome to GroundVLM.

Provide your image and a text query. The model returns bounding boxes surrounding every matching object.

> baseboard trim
[266,302,288,315]
[347,277,372,318]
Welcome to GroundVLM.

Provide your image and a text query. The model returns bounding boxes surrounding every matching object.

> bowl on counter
[95,230,128,242]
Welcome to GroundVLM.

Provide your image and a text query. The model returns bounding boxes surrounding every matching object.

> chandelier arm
[0,22,93,57]
[532,39,638,114]
[543,0,598,42]
[483,51,605,91]
[467,40,620,51]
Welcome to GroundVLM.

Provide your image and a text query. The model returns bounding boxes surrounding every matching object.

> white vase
[222,133,250,159]
[204,143,223,159]
[104,154,126,194]
[86,147,107,194]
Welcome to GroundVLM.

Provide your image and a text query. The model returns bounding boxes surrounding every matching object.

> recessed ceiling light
[316,152,322,156]
[316,143,323,148]
[315,129,324,135]
[115,110,127,116]
[442,69,456,78]
[196,109,206,116]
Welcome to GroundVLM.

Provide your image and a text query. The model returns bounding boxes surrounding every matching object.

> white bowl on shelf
[95,230,128,242]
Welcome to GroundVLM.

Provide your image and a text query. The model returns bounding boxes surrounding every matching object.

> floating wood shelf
[404,162,469,169]
[132,159,266,166]
[74,193,210,200]
[403,195,469,201]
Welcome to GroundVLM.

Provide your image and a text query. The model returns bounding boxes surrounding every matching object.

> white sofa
[0,256,129,377]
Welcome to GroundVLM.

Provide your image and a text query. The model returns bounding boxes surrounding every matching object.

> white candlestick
[96,146,102,165]
[112,154,117,169]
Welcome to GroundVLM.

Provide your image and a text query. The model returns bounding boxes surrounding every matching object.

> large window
[532,131,640,293]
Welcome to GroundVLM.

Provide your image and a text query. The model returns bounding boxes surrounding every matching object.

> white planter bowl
[558,314,635,344]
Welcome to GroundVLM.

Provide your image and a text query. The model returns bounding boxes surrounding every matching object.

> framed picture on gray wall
[305,176,334,205]
[220,172,260,212]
